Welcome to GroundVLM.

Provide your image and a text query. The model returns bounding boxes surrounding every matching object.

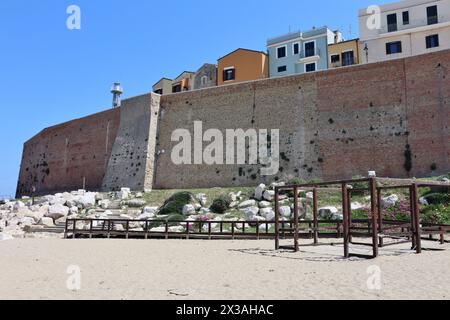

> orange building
[217,48,269,86]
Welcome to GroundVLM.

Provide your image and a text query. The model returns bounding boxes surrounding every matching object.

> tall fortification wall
[16,49,450,197]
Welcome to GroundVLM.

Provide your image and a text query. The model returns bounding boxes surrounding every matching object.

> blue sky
[0,0,392,197]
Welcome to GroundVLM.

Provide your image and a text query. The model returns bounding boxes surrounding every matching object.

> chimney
[111,82,123,108]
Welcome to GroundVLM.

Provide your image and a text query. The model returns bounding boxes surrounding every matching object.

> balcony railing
[380,15,446,34]
[298,47,321,59]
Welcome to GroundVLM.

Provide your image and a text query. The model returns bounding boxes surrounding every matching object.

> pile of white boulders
[0,188,160,240]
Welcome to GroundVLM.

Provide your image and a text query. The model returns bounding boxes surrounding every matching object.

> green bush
[210,195,231,214]
[158,192,196,216]
[423,193,450,205]
[350,175,368,195]
[288,178,306,186]
[422,204,450,225]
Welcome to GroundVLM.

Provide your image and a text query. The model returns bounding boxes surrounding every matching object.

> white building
[359,0,450,63]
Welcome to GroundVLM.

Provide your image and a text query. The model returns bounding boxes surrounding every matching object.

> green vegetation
[210,195,231,214]
[158,192,197,216]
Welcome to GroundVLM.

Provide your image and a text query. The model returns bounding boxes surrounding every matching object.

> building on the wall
[359,0,450,64]
[328,38,360,68]
[171,71,195,93]
[266,27,340,77]
[152,78,173,95]
[193,63,217,90]
[217,48,269,86]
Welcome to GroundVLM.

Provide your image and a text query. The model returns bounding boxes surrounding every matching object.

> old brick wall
[153,49,450,189]
[17,50,450,195]
[16,108,120,197]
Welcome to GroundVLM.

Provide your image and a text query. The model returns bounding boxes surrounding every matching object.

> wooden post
[313,188,319,245]
[64,219,69,239]
[232,222,235,240]
[274,187,280,250]
[208,222,212,240]
[409,186,416,249]
[165,222,169,240]
[342,183,350,258]
[89,220,93,239]
[293,187,299,252]
[107,220,111,239]
[377,188,384,247]
[347,189,353,243]
[369,178,379,258]
[186,222,190,240]
[412,184,422,254]
[72,219,76,239]
[145,221,149,240]
[440,227,444,245]
[256,222,260,240]
[126,220,130,239]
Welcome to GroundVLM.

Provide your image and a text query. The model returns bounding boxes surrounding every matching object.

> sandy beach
[0,237,449,300]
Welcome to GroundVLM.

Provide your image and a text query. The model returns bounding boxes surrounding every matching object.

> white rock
[150,227,166,232]
[20,217,35,227]
[104,210,114,216]
[119,188,131,200]
[69,206,79,215]
[382,194,399,209]
[12,201,25,213]
[113,224,124,231]
[196,193,207,206]
[254,184,266,201]
[76,192,97,209]
[250,215,266,222]
[259,208,275,221]
[259,224,271,232]
[351,202,365,210]
[199,207,211,215]
[279,206,291,218]
[228,192,237,202]
[169,226,185,233]
[46,204,69,220]
[263,190,275,201]
[143,206,158,214]
[229,201,239,208]
[238,200,257,209]
[182,204,196,216]
[138,212,155,220]
[258,201,272,208]
[306,192,314,199]
[194,203,202,211]
[270,181,286,189]
[419,197,429,206]
[40,217,54,227]
[240,206,259,220]
[98,199,110,209]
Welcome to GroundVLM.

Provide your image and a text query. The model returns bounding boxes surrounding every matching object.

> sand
[0,237,449,300]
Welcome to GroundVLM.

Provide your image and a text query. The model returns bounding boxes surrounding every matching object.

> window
[427,5,438,25]
[154,89,163,95]
[305,63,316,73]
[426,34,440,49]
[386,41,402,54]
[387,13,398,32]
[402,11,409,25]
[342,51,355,66]
[277,66,287,73]
[330,54,340,64]
[223,68,235,81]
[172,84,182,93]
[293,43,300,55]
[304,41,315,57]
[201,76,208,86]
[277,46,287,58]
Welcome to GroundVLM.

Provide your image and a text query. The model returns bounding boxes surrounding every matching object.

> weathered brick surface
[154,50,450,189]
[16,109,120,197]
[17,50,450,195]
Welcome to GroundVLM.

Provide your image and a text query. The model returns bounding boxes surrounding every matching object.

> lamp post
[363,44,369,63]
[111,82,123,108]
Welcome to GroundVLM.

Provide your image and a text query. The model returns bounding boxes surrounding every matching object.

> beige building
[171,71,195,93]
[152,78,173,95]
[328,39,360,68]
[359,0,450,63]
[217,48,268,86]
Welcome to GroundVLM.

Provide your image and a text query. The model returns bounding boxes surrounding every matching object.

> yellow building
[152,78,173,95]
[217,48,268,86]
[171,71,195,93]
[328,39,360,69]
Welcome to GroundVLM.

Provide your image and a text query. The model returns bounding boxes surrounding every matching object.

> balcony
[297,48,321,62]
[379,15,447,35]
